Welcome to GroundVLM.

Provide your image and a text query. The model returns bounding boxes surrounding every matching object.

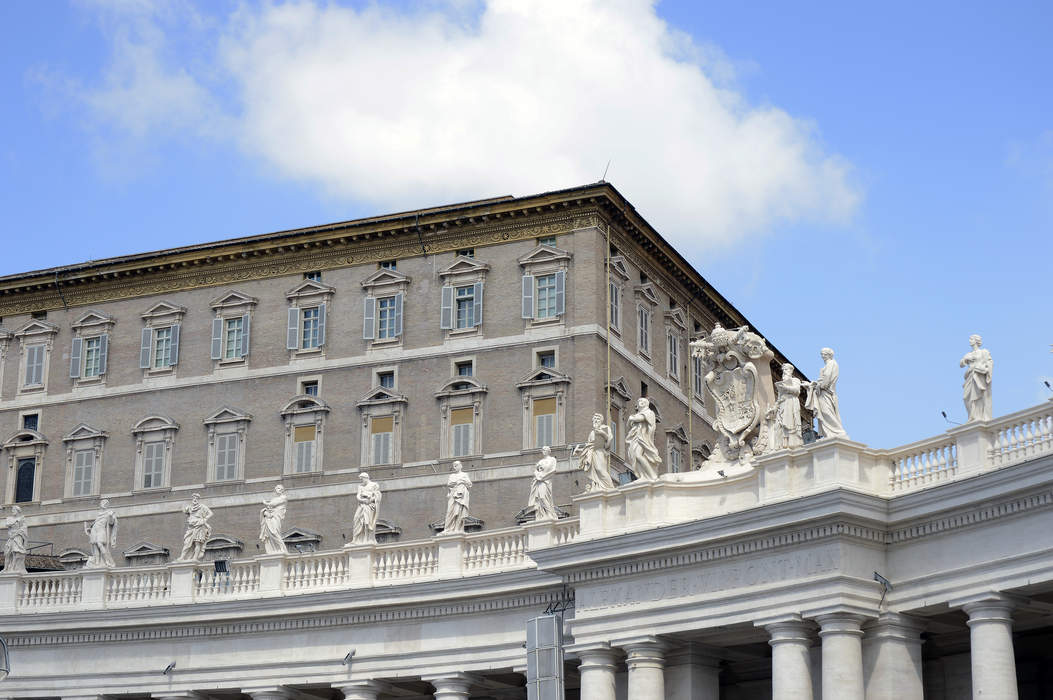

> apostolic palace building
[0,182,1050,699]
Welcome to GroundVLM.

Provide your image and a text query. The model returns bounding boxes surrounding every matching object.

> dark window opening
[15,459,35,503]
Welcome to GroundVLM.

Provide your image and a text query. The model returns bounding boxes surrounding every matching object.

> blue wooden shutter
[211,318,223,360]
[473,282,484,327]
[240,313,251,357]
[521,275,535,318]
[69,337,82,378]
[554,270,565,316]
[363,297,376,339]
[394,293,404,337]
[139,328,152,368]
[169,323,181,365]
[317,302,327,346]
[439,286,453,329]
[286,307,300,350]
[99,333,108,375]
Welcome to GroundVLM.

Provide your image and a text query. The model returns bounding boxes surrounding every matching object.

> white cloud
[70,0,861,253]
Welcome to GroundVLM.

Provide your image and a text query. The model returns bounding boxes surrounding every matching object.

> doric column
[622,637,668,700]
[963,595,1019,700]
[423,673,473,700]
[816,613,866,700]
[246,690,296,700]
[336,680,384,700]
[574,644,618,700]
[862,612,925,700]
[764,616,815,700]
[665,643,720,700]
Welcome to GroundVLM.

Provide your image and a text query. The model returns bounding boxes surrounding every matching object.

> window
[609,280,620,329]
[303,270,322,281]
[693,355,704,398]
[668,331,680,380]
[140,301,185,371]
[215,433,239,481]
[669,446,682,473]
[451,408,474,457]
[15,458,35,503]
[379,260,397,270]
[70,312,114,383]
[456,361,473,377]
[82,336,103,377]
[455,286,476,329]
[302,380,319,396]
[537,236,557,246]
[142,441,166,488]
[610,407,620,456]
[533,397,556,448]
[72,449,95,497]
[31,310,47,320]
[456,248,475,258]
[363,293,404,342]
[537,351,556,368]
[370,416,394,465]
[641,381,648,397]
[209,291,257,363]
[638,307,650,354]
[223,317,244,359]
[377,297,398,339]
[24,344,44,386]
[294,425,316,472]
[154,327,173,368]
[22,413,39,431]
[374,371,394,389]
[518,244,569,322]
[282,396,329,474]
[440,282,483,331]
[286,280,333,353]
[301,307,321,349]
[3,428,47,505]
[536,274,558,319]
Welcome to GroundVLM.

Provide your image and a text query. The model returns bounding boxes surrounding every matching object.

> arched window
[15,458,35,503]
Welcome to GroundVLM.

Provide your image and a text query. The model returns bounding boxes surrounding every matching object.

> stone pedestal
[572,644,618,700]
[963,595,1019,700]
[817,614,866,700]
[336,680,383,700]
[168,561,198,604]
[424,673,473,700]
[622,638,667,700]
[0,572,21,614]
[435,533,466,578]
[948,422,995,476]
[344,543,376,587]
[257,553,286,595]
[764,617,815,700]
[862,612,925,700]
[665,645,720,700]
[80,567,107,607]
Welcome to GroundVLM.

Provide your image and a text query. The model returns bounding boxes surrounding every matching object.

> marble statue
[3,506,28,574]
[689,323,770,468]
[529,446,560,521]
[176,494,213,562]
[773,363,805,449]
[85,498,118,568]
[805,348,848,439]
[259,485,288,554]
[960,334,993,422]
[625,397,662,480]
[351,472,382,545]
[572,413,616,491]
[443,461,473,534]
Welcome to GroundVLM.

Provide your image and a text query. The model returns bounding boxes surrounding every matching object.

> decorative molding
[888,489,1053,543]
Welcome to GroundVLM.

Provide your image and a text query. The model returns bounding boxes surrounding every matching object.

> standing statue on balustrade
[444,461,473,534]
[806,348,848,439]
[3,505,28,573]
[176,493,213,562]
[960,334,993,422]
[773,363,805,450]
[573,413,616,491]
[259,485,288,554]
[85,498,118,568]
[529,446,560,520]
[352,472,382,544]
[625,397,662,480]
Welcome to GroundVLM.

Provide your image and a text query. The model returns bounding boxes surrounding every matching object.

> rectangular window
[456,361,473,377]
[670,447,682,473]
[142,440,165,489]
[638,308,650,353]
[379,260,397,270]
[22,413,39,431]
[538,351,555,368]
[294,425,316,472]
[455,286,475,329]
[537,236,557,246]
[223,317,244,359]
[536,274,557,319]
[451,407,474,457]
[215,433,239,481]
[82,336,102,378]
[377,297,398,339]
[533,397,556,448]
[378,371,395,389]
[668,333,680,379]
[301,307,321,349]
[72,449,95,497]
[609,281,620,329]
[693,356,704,398]
[24,344,44,386]
[370,416,394,465]
[456,248,475,258]
[153,327,173,369]
[301,380,319,396]
[610,407,620,456]
[303,270,322,281]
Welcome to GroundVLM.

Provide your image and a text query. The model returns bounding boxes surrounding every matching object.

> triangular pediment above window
[203,406,253,426]
[141,301,188,320]
[360,268,411,291]
[517,244,572,267]
[14,319,59,338]
[435,376,488,397]
[634,283,660,307]
[356,386,409,408]
[2,429,47,449]
[665,423,688,444]
[608,256,631,282]
[280,395,330,416]
[665,307,688,332]
[63,423,107,443]
[607,376,633,402]
[438,256,491,280]
[515,366,572,389]
[209,290,260,310]
[132,415,180,435]
[286,279,336,300]
[122,541,170,558]
[71,310,116,331]
[282,527,322,551]
[429,515,484,533]
[205,534,244,551]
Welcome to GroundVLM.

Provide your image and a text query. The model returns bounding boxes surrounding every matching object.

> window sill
[207,478,246,486]
[369,337,403,349]
[217,357,247,367]
[283,469,323,479]
[292,347,324,359]
[134,486,173,495]
[145,367,175,377]
[63,493,101,503]
[447,327,480,337]
[18,384,45,395]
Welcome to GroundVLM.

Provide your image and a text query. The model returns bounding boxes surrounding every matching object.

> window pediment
[429,515,483,533]
[71,310,116,332]
[439,257,491,283]
[361,268,412,294]
[282,527,322,552]
[665,423,688,444]
[209,290,259,312]
[206,534,244,550]
[665,308,688,333]
[63,424,107,443]
[516,366,572,390]
[122,541,169,558]
[607,377,633,402]
[281,395,330,417]
[357,387,409,408]
[634,283,660,307]
[2,429,47,449]
[203,406,253,426]
[518,244,572,269]
[0,327,11,341]
[14,319,59,339]
[132,415,180,435]
[286,279,335,301]
[608,255,631,282]
[435,376,489,397]
[141,301,187,323]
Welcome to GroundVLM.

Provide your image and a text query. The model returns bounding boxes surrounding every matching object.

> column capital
[566,641,619,669]
[242,687,298,700]
[335,680,384,700]
[953,591,1026,620]
[422,672,475,697]
[619,636,668,671]
[760,614,816,646]
[862,611,926,641]
[814,612,867,639]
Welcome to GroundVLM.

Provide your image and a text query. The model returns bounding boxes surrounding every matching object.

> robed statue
[960,334,993,422]
[351,473,382,545]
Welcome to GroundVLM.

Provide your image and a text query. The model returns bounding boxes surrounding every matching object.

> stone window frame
[634,283,660,361]
[14,319,59,395]
[665,424,689,474]
[209,290,259,368]
[62,423,107,499]
[0,327,11,394]
[139,301,187,376]
[356,386,408,467]
[438,255,490,338]
[131,415,179,492]
[361,268,411,349]
[122,541,170,567]
[281,395,330,475]
[665,307,688,385]
[203,407,252,483]
[2,429,48,505]
[516,367,572,451]
[607,256,630,336]
[435,376,488,460]
[285,279,335,357]
[518,244,572,328]
[69,311,115,388]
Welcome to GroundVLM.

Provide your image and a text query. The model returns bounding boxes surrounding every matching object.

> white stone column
[665,644,720,700]
[963,595,1019,700]
[622,637,667,700]
[862,612,925,700]
[246,690,295,700]
[575,645,619,700]
[424,672,473,700]
[816,613,866,700]
[336,680,383,700]
[764,617,815,700]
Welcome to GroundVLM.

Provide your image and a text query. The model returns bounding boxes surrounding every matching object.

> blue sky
[1,0,1050,448]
